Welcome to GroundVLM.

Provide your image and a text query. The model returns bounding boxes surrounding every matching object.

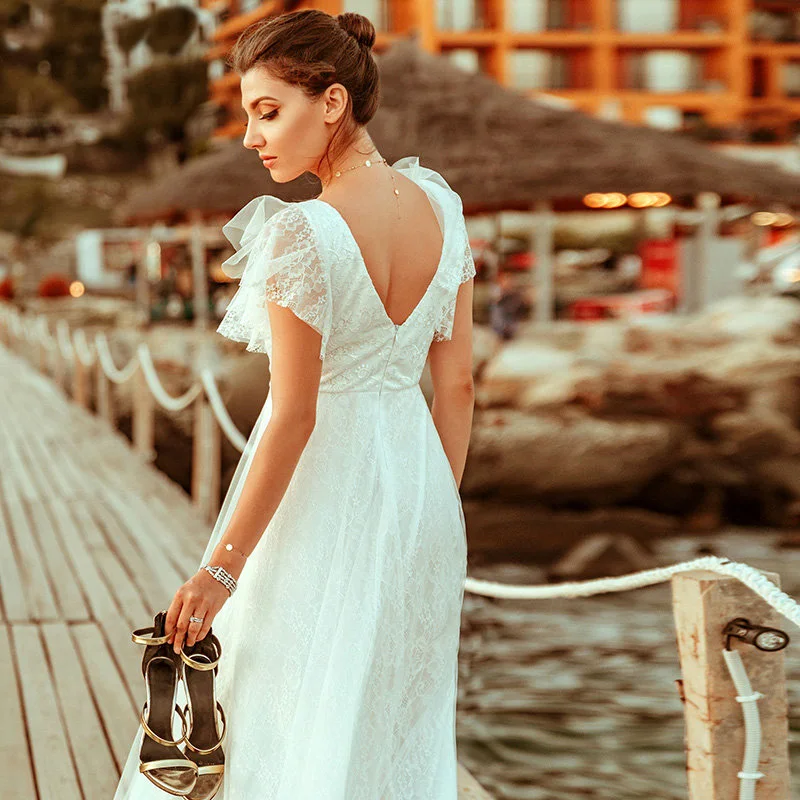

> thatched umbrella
[122,38,800,223]
[371,41,800,211]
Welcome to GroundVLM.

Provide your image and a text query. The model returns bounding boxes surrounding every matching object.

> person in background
[490,270,524,340]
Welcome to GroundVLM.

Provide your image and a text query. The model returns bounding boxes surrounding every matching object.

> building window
[343,0,391,32]
[436,0,486,31]
[509,49,570,91]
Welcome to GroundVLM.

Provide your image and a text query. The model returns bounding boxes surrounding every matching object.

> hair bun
[336,12,376,51]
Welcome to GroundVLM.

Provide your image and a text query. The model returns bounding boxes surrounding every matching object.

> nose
[242,121,264,150]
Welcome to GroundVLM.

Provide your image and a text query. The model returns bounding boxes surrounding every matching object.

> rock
[711,408,800,459]
[466,410,684,502]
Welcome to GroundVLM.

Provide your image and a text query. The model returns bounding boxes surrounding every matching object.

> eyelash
[242,110,278,129]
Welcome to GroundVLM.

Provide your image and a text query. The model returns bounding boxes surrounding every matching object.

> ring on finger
[189,615,204,624]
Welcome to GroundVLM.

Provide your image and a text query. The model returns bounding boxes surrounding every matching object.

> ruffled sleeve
[431,220,476,342]
[216,198,332,359]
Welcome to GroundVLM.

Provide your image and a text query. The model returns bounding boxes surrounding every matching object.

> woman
[113,9,475,799]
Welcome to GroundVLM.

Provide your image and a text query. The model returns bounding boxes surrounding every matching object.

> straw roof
[122,39,800,223]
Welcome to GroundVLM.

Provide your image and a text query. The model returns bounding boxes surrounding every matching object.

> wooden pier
[0,344,491,799]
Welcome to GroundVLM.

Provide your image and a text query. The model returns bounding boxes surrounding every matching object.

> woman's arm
[166,300,323,652]
[428,278,475,488]
[209,300,324,580]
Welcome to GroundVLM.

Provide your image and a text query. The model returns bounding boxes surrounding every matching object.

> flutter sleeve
[216,200,332,359]
[432,214,477,343]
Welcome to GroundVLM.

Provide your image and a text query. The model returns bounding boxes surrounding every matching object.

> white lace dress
[112,156,476,799]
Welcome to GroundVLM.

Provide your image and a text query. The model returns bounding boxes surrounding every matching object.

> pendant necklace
[332,155,401,218]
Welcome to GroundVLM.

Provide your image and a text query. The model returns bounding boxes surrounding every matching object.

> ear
[323,84,349,123]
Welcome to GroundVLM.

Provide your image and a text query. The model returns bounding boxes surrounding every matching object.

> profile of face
[240,65,349,183]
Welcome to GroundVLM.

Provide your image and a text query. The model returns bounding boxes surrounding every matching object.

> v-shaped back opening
[311,180,447,332]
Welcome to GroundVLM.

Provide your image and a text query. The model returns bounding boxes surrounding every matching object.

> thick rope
[72,328,97,368]
[465,556,800,631]
[136,343,202,412]
[199,368,248,452]
[95,332,139,385]
[55,320,76,363]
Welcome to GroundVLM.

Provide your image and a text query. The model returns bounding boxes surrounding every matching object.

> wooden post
[671,569,790,799]
[192,398,221,522]
[96,367,115,428]
[532,200,555,323]
[136,238,151,328]
[73,357,89,408]
[190,213,209,335]
[132,369,155,462]
[684,192,721,314]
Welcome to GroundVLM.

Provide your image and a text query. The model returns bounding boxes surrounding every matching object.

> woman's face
[240,65,347,183]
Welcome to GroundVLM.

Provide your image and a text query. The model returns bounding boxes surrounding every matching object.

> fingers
[186,603,210,648]
[173,596,197,653]
[165,591,183,641]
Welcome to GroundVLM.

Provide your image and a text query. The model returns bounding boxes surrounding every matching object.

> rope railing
[200,367,248,452]
[94,332,140,385]
[72,328,97,368]
[137,343,203,412]
[0,303,797,797]
[56,319,76,362]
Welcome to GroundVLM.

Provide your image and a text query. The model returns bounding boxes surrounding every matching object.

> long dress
[112,155,476,799]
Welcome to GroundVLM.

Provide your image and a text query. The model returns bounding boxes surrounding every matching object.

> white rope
[95,332,139,385]
[72,328,97,367]
[56,319,75,362]
[34,317,57,352]
[199,367,247,452]
[136,343,203,412]
[465,556,800,631]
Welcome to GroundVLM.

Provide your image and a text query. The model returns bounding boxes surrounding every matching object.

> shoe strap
[183,701,227,755]
[132,625,171,646]
[139,758,197,773]
[140,701,189,747]
[180,633,222,672]
[196,763,225,776]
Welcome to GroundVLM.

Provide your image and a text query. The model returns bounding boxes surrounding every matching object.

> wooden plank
[458,762,494,799]
[12,624,82,800]
[0,486,29,622]
[71,622,139,772]
[26,500,89,622]
[75,500,168,607]
[672,569,791,799]
[0,471,58,621]
[0,624,37,799]
[41,622,119,798]
[50,504,142,700]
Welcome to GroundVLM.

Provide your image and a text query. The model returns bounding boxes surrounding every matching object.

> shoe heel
[134,611,198,797]
[181,631,226,800]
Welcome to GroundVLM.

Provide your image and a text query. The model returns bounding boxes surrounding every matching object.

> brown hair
[228,9,380,174]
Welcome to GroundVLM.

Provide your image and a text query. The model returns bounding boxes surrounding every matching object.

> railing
[2,304,800,799]
[0,307,246,523]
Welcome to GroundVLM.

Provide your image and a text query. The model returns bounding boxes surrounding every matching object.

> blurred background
[3,1,800,799]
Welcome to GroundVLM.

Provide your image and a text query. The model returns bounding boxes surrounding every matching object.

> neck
[319,136,382,186]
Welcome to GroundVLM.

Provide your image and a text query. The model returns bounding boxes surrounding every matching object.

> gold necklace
[331,155,401,219]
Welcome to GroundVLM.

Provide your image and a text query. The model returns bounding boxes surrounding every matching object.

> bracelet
[203,564,237,596]
[222,541,248,559]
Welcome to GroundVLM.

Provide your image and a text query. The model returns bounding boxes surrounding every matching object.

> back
[215,156,476,394]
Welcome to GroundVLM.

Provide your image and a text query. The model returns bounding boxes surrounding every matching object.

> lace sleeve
[432,221,476,342]
[216,204,332,359]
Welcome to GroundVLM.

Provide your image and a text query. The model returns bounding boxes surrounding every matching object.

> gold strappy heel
[132,612,198,796]
[180,631,226,800]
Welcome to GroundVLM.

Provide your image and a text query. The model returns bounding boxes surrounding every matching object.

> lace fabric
[113,156,472,800]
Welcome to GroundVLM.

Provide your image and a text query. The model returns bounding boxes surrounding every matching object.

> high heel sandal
[180,630,226,800]
[132,611,198,796]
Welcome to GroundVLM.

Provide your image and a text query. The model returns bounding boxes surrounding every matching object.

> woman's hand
[165,569,230,654]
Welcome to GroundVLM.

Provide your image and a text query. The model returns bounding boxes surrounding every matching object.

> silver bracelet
[203,564,237,596]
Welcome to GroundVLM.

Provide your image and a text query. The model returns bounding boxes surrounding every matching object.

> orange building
[202,0,800,142]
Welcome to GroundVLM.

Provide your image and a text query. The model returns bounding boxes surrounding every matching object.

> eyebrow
[245,95,280,110]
